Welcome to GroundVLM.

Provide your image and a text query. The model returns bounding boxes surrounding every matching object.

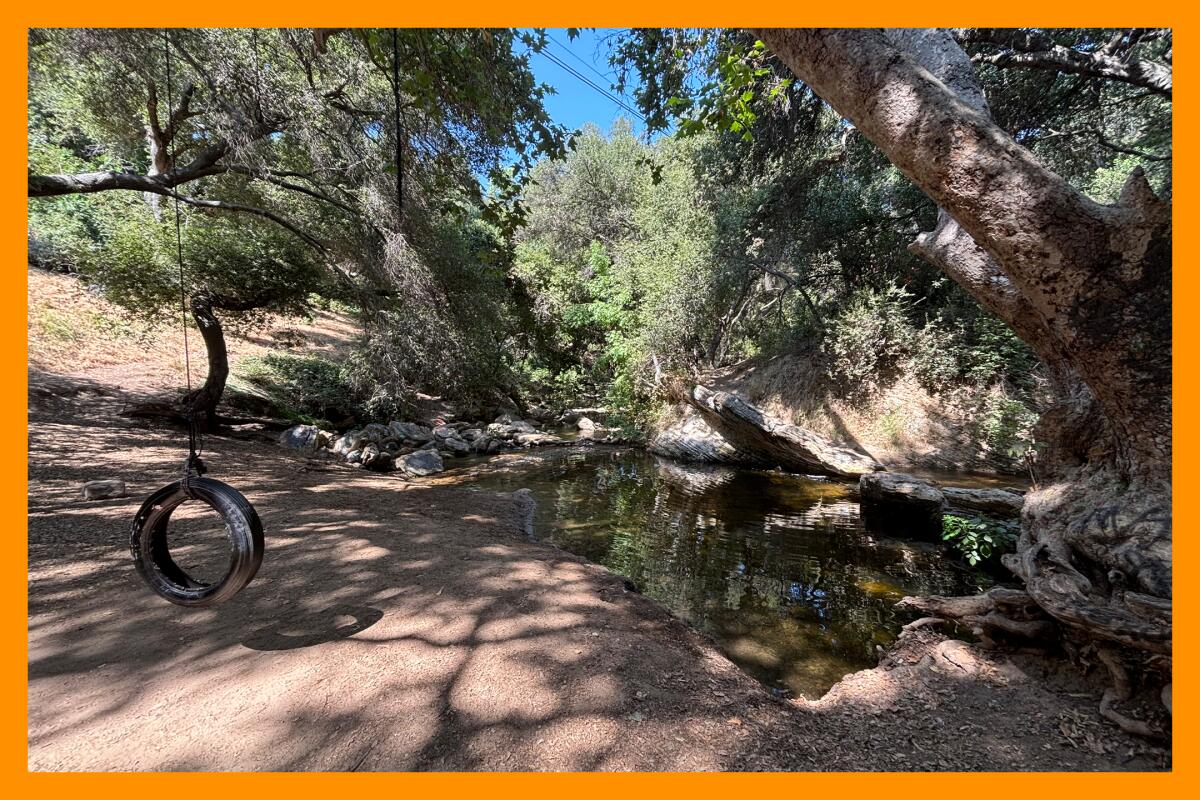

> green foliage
[821,284,916,395]
[511,123,724,423]
[942,514,1018,567]
[976,391,1040,460]
[234,353,361,426]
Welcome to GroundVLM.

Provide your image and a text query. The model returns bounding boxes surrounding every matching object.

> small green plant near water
[942,514,1017,567]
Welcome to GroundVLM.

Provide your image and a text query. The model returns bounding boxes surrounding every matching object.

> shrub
[822,283,916,396]
[942,514,1018,567]
[976,389,1039,461]
[234,353,362,427]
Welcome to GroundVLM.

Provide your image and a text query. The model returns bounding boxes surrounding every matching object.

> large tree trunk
[754,29,1171,682]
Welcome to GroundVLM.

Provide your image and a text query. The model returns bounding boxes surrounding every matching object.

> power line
[539,48,645,122]
[540,49,636,118]
[547,32,615,85]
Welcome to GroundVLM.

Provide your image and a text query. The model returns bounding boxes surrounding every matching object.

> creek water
[455,446,1009,699]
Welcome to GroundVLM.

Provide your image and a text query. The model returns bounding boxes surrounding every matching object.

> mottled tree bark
[755,29,1171,678]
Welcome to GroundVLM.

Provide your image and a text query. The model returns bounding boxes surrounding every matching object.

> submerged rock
[859,472,944,538]
[396,449,444,477]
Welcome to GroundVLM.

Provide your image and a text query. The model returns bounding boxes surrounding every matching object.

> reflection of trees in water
[474,449,992,696]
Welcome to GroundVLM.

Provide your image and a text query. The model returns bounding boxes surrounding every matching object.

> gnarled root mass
[899,468,1172,739]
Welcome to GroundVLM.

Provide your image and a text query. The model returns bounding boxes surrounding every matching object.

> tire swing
[130,31,265,607]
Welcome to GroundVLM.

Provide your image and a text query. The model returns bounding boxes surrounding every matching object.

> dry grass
[27,267,360,393]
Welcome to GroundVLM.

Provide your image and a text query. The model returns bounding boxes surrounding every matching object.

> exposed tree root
[1096,647,1164,739]
[897,587,1055,649]
[900,616,948,636]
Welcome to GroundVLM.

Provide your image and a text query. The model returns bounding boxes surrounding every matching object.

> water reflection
[461,448,994,698]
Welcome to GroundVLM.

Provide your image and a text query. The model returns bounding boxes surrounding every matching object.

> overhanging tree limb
[953,27,1172,99]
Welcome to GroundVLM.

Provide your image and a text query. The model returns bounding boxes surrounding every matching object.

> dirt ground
[27,375,1171,772]
[26,268,1169,771]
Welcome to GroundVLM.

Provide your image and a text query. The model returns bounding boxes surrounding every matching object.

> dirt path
[26,372,1170,772]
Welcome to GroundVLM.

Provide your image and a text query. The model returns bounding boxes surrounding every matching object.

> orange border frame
[5,2,1191,792]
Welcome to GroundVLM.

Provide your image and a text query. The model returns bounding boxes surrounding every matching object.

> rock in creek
[396,449,444,477]
[562,407,608,425]
[858,472,945,539]
[942,486,1024,516]
[655,384,884,478]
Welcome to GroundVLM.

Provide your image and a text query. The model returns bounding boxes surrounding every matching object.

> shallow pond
[456,447,1005,699]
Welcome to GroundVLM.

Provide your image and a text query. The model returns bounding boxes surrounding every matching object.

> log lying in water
[653,384,884,478]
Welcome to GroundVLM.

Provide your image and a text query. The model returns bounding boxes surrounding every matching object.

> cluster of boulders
[279,410,627,477]
[857,471,1024,539]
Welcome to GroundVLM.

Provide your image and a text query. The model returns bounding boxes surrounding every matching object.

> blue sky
[524,28,647,137]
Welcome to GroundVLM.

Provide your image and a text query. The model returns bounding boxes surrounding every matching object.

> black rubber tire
[130,477,264,606]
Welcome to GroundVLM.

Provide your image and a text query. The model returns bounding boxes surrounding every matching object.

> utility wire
[538,48,645,122]
[547,32,616,85]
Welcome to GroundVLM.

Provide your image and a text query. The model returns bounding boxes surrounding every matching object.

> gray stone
[333,430,363,455]
[515,432,564,447]
[432,424,458,440]
[859,472,945,539]
[279,424,320,450]
[943,486,1024,517]
[486,422,512,439]
[363,422,390,441]
[82,479,125,501]
[662,385,884,478]
[577,416,596,432]
[562,407,608,425]
[442,437,471,456]
[396,449,444,477]
[346,449,363,464]
[360,443,384,470]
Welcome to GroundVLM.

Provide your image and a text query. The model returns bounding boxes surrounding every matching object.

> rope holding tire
[130,476,264,607]
[128,32,265,608]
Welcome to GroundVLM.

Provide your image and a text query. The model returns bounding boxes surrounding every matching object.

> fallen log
[663,384,884,478]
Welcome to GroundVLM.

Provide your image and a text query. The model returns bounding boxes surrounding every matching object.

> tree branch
[954,28,1172,98]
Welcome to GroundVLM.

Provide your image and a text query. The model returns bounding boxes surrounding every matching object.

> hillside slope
[28,266,359,400]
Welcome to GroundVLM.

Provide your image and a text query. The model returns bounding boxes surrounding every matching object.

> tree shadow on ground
[26,375,1162,771]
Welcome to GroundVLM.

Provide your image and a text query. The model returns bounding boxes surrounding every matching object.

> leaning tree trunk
[183,292,229,429]
[183,291,269,429]
[753,28,1171,721]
